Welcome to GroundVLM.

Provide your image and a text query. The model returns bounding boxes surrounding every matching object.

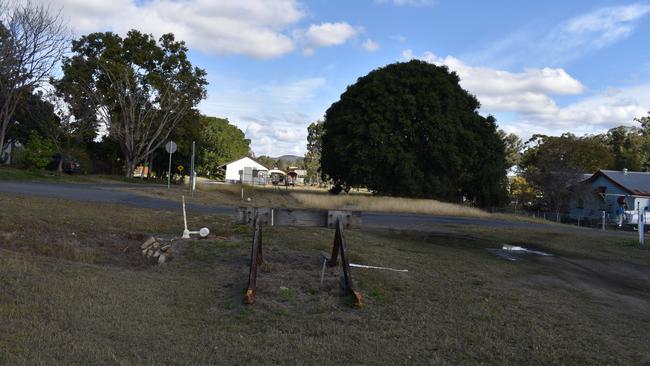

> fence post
[639,205,645,246]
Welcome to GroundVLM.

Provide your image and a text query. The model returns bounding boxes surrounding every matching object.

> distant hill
[275,155,304,165]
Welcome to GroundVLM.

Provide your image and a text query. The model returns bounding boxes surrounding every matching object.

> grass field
[1,193,650,364]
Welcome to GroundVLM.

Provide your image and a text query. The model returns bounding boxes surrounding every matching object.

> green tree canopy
[520,133,613,211]
[55,30,207,177]
[198,116,251,176]
[5,90,58,147]
[603,125,646,171]
[497,130,524,169]
[305,120,324,184]
[320,60,507,207]
[256,156,277,169]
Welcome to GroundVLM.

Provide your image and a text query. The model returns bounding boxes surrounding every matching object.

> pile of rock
[140,237,173,264]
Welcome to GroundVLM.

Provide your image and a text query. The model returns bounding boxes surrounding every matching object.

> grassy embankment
[1,166,546,222]
[129,182,547,224]
[1,193,649,364]
[0,166,161,185]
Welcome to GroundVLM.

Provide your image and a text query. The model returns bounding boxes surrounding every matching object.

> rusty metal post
[245,217,263,304]
[325,218,362,307]
[337,219,354,293]
[327,221,341,267]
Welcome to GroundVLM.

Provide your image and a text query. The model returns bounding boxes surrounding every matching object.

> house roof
[587,170,650,196]
[217,156,269,170]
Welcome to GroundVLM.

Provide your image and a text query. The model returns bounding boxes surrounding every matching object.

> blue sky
[52,0,650,156]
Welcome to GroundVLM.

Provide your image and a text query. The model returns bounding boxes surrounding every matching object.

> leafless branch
[0,0,70,153]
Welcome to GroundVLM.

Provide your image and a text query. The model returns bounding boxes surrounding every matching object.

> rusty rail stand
[239,207,363,307]
[325,218,363,307]
[244,217,263,304]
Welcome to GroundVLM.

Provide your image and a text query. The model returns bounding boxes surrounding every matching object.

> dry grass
[126,183,549,224]
[1,193,650,364]
[291,192,492,217]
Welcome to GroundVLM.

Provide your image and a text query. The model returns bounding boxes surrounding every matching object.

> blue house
[568,169,650,223]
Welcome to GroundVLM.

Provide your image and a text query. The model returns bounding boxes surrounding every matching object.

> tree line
[304,60,649,209]
[0,2,250,178]
[505,114,650,212]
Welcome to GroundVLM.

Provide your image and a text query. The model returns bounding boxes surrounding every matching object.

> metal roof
[592,170,650,196]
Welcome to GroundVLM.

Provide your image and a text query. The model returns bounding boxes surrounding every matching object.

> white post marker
[639,204,645,246]
[181,195,210,239]
[602,210,606,230]
[165,140,177,189]
[190,140,196,196]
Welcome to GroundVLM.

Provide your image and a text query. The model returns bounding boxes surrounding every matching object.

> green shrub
[68,147,92,174]
[24,131,55,169]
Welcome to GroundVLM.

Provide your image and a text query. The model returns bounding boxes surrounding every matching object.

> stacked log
[140,237,173,264]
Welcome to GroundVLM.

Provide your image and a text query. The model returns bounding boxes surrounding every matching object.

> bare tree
[0,0,69,158]
[57,31,207,178]
[95,64,195,177]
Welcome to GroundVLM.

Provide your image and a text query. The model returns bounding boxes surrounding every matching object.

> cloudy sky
[49,0,650,156]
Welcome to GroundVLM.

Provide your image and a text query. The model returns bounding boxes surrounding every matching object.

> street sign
[165,141,177,154]
[166,140,177,189]
[177,165,184,172]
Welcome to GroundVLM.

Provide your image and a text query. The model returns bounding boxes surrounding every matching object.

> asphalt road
[0,181,234,215]
[0,181,614,234]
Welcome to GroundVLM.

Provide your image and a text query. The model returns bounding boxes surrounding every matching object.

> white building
[220,157,269,184]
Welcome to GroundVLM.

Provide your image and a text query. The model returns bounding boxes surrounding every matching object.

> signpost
[165,140,177,189]
[190,141,196,195]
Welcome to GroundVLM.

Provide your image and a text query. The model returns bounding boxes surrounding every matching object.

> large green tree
[320,60,507,206]
[198,116,251,176]
[520,133,613,211]
[305,120,324,184]
[56,30,207,177]
[498,130,524,169]
[603,125,645,171]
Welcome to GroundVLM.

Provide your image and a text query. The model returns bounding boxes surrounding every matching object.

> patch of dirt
[0,228,163,269]
[518,256,650,317]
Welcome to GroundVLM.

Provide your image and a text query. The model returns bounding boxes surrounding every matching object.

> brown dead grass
[291,191,491,217]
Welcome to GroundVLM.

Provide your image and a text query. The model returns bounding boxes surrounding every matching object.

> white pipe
[349,263,408,272]
[182,195,188,231]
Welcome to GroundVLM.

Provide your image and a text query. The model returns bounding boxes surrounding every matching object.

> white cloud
[472,3,650,67]
[402,49,584,113]
[402,50,649,137]
[48,0,361,59]
[200,76,327,156]
[299,22,359,55]
[361,38,380,52]
[540,3,650,64]
[563,3,650,47]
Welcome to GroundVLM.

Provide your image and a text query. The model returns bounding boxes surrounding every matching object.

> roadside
[0,180,623,234]
[0,166,165,185]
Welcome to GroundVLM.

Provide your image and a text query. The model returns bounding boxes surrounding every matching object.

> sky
[47,0,650,157]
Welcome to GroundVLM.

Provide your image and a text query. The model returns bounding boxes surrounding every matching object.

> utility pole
[190,140,196,196]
